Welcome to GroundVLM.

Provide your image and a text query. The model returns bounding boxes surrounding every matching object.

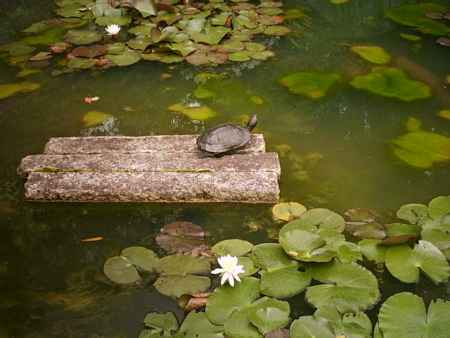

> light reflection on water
[0,0,449,337]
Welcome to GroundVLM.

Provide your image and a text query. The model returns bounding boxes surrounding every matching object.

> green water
[0,0,449,337]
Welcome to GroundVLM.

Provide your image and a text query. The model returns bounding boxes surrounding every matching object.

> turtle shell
[197,123,251,154]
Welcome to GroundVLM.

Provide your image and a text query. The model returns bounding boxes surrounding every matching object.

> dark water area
[0,0,449,337]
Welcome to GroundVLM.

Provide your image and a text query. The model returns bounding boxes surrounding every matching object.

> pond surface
[0,0,449,337]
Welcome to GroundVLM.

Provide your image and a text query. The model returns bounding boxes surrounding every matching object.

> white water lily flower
[105,24,121,36]
[211,255,245,287]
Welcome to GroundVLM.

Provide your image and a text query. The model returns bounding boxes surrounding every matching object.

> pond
[0,0,449,337]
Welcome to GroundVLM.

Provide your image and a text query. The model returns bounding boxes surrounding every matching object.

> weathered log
[18,152,280,178]
[24,171,280,203]
[44,135,266,154]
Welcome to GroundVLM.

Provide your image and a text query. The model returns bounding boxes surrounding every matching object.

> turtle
[197,114,258,156]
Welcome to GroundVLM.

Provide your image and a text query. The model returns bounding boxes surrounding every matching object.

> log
[24,171,280,203]
[44,135,266,154]
[18,152,280,178]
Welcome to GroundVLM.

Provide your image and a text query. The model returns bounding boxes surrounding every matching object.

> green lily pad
[212,239,254,257]
[247,297,291,335]
[83,111,112,127]
[378,292,450,338]
[345,221,386,240]
[107,42,126,54]
[65,29,103,45]
[229,51,252,62]
[385,240,449,284]
[428,195,450,219]
[191,26,230,45]
[194,85,216,99]
[206,277,260,325]
[153,274,211,298]
[260,266,311,299]
[224,307,262,338]
[350,67,431,101]
[306,261,380,313]
[141,52,184,64]
[391,130,450,169]
[358,239,387,263]
[295,208,346,232]
[279,72,341,99]
[156,254,210,275]
[95,15,132,26]
[143,312,178,336]
[238,256,259,277]
[438,109,450,120]
[68,57,97,70]
[386,3,450,36]
[22,27,67,46]
[351,45,391,64]
[400,33,422,42]
[0,42,36,56]
[121,246,159,273]
[272,202,307,222]
[251,243,299,272]
[406,116,422,132]
[179,311,224,337]
[263,26,291,36]
[127,37,154,51]
[17,68,42,78]
[383,222,421,244]
[131,0,157,18]
[169,40,197,56]
[290,316,334,338]
[103,256,142,284]
[168,103,218,120]
[107,49,141,66]
[0,82,40,100]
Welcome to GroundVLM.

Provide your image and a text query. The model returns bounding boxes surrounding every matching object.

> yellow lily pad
[438,109,450,120]
[168,103,217,121]
[83,111,113,127]
[0,82,41,100]
[351,45,391,65]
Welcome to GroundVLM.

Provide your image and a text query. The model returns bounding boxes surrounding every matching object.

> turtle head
[247,114,258,131]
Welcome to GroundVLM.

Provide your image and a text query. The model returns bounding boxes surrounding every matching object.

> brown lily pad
[185,45,228,65]
[50,42,71,54]
[156,221,209,255]
[72,45,108,58]
[436,37,450,46]
[29,52,53,62]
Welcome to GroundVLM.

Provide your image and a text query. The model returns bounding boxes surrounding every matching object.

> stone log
[18,153,280,178]
[24,171,280,203]
[44,134,266,154]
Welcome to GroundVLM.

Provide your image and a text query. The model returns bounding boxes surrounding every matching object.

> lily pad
[290,316,334,338]
[156,221,207,255]
[212,239,253,257]
[358,239,387,263]
[121,246,159,273]
[238,256,259,277]
[428,195,450,219]
[260,266,311,299]
[72,44,107,58]
[437,109,450,120]
[206,277,260,325]
[191,26,230,45]
[168,103,217,120]
[251,243,299,272]
[391,130,450,169]
[224,307,262,338]
[263,26,291,36]
[83,111,113,127]
[279,72,341,99]
[153,274,211,298]
[0,82,40,100]
[305,261,380,313]
[383,222,421,244]
[378,292,450,338]
[386,3,450,36]
[351,67,431,101]
[385,240,449,283]
[178,311,224,337]
[0,42,36,56]
[65,30,103,45]
[103,256,142,284]
[247,297,291,335]
[68,57,97,70]
[143,312,178,336]
[107,49,141,66]
[351,45,391,64]
[95,15,132,26]
[156,254,210,276]
[272,202,307,222]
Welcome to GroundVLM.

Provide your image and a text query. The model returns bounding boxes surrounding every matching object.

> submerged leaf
[168,103,217,120]
[351,45,391,64]
[83,111,112,127]
[0,82,40,100]
[351,67,431,101]
[279,72,341,99]
[272,202,307,222]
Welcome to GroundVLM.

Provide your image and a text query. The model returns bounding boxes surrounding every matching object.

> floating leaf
[103,256,141,284]
[206,277,260,325]
[83,111,112,127]
[65,30,103,45]
[191,26,230,45]
[0,42,36,56]
[178,311,224,337]
[238,256,259,277]
[224,307,262,338]
[96,15,132,26]
[386,3,450,36]
[156,254,210,276]
[121,246,159,273]
[212,239,254,257]
[383,222,420,244]
[358,239,386,263]
[72,44,107,58]
[306,261,380,313]
[107,49,141,66]
[400,33,422,42]
[154,275,211,298]
[260,266,311,299]
[272,202,307,222]
[291,208,346,232]
[0,82,40,100]
[315,306,373,338]
[351,67,431,101]
[131,0,157,18]
[143,312,178,336]
[247,297,291,335]
[428,195,450,219]
[168,103,218,120]
[279,72,341,99]
[351,45,391,64]
[378,292,450,338]
[68,57,97,69]
[391,130,450,169]
[290,316,334,338]
[385,240,449,283]
[264,26,291,36]
[251,243,299,272]
[437,109,450,120]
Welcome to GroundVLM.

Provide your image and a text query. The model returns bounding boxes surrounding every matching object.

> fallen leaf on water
[81,236,104,242]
